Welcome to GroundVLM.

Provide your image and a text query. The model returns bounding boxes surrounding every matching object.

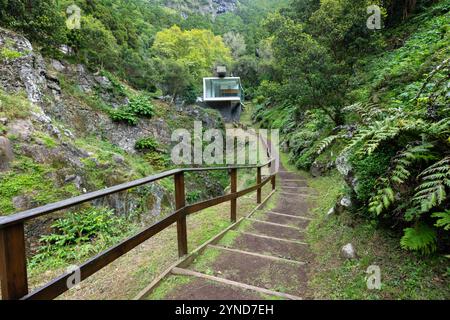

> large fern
[340,117,427,157]
[315,135,339,155]
[432,210,450,231]
[400,223,437,255]
[369,185,395,215]
[368,143,435,215]
[412,156,450,215]
[390,143,435,184]
[342,102,389,124]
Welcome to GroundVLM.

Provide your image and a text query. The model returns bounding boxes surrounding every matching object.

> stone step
[239,219,306,241]
[219,231,313,262]
[171,268,303,300]
[185,247,308,297]
[280,180,308,188]
[253,211,311,229]
[152,275,272,300]
[272,200,312,217]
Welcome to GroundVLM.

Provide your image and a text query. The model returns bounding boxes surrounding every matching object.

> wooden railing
[0,159,276,300]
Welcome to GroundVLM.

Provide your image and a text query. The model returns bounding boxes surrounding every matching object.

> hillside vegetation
[252,0,449,258]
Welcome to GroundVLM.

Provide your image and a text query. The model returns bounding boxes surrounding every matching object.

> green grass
[0,157,79,215]
[0,89,33,119]
[190,247,222,275]
[34,132,58,148]
[0,47,24,62]
[146,275,193,300]
[217,229,241,247]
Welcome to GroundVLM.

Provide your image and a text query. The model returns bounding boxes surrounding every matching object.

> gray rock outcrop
[341,243,357,259]
[0,136,13,171]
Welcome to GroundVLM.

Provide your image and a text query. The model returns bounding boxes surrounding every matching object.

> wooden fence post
[257,167,262,204]
[271,175,276,191]
[230,168,237,222]
[174,171,188,257]
[0,223,28,300]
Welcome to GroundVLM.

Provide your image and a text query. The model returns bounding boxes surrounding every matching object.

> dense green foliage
[152,26,232,98]
[0,0,288,99]
[110,94,155,125]
[252,1,450,255]
[30,207,131,268]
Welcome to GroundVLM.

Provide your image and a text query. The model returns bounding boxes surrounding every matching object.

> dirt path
[146,166,315,300]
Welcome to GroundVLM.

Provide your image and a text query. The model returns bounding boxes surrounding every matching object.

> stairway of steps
[145,169,314,300]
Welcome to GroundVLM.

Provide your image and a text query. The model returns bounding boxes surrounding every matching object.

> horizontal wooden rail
[0,169,181,230]
[0,158,277,300]
[22,209,185,300]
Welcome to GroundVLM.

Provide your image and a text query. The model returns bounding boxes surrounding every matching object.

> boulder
[0,136,14,171]
[341,243,357,259]
[12,195,31,211]
[51,59,65,72]
[8,119,34,141]
[336,151,358,190]
[335,196,353,214]
[310,160,335,177]
[310,161,326,177]
[64,175,83,189]
[112,154,125,164]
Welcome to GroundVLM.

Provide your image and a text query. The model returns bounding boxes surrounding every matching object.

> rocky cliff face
[163,0,238,17]
[0,28,226,249]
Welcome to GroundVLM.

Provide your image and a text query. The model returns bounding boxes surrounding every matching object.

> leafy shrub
[187,190,201,203]
[144,151,170,169]
[401,223,437,255]
[182,85,199,105]
[135,137,160,151]
[101,71,128,97]
[128,95,155,117]
[110,108,138,125]
[110,95,154,125]
[351,148,395,203]
[0,47,24,62]
[31,207,127,267]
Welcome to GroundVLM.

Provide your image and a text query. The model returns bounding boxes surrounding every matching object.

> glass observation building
[203,77,243,102]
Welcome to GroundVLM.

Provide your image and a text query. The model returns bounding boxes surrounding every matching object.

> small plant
[109,95,154,125]
[135,137,159,151]
[31,207,127,266]
[0,47,24,62]
[187,190,201,203]
[101,70,128,97]
[110,108,138,125]
[144,151,170,169]
[400,223,437,255]
[128,95,155,117]
[35,132,58,148]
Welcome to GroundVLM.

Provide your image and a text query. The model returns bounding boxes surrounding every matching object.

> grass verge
[279,151,449,299]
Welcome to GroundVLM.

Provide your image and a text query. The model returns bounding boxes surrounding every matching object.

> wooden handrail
[0,161,272,229]
[0,158,277,300]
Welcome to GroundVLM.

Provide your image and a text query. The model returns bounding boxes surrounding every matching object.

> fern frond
[316,135,339,155]
[369,187,395,215]
[412,157,450,215]
[342,102,386,123]
[432,210,450,231]
[390,142,435,184]
[400,223,437,255]
[368,143,435,215]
